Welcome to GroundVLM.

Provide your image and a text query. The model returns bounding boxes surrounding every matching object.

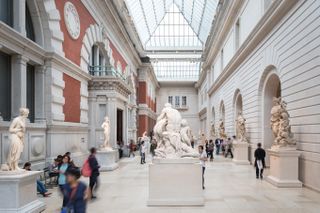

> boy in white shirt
[199,145,208,190]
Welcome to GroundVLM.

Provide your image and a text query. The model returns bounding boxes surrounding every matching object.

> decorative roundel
[64,1,81,40]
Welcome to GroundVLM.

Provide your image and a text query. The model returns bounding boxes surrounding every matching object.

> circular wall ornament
[64,1,81,40]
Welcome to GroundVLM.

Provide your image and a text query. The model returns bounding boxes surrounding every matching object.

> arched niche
[233,89,243,137]
[259,66,281,165]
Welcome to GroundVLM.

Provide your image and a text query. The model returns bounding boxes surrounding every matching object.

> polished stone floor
[42,155,320,213]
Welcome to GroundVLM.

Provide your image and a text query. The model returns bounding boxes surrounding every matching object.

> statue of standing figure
[101,116,112,151]
[235,111,248,143]
[5,108,29,171]
[270,97,296,148]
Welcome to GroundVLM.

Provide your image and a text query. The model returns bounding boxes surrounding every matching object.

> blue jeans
[37,180,47,195]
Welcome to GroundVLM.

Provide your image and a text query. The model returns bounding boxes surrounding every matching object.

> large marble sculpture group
[235,112,248,143]
[270,97,296,149]
[218,119,227,139]
[153,103,198,158]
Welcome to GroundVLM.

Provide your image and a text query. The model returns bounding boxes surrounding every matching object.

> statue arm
[9,118,18,134]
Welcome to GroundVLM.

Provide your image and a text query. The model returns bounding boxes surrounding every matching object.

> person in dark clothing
[225,138,234,158]
[215,138,221,155]
[254,143,266,179]
[207,140,214,161]
[62,167,88,213]
[88,147,100,199]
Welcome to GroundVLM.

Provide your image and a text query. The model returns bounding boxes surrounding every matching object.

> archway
[260,67,281,165]
[233,89,243,138]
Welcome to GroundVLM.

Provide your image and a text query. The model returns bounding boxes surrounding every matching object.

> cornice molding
[88,77,132,98]
[206,0,299,96]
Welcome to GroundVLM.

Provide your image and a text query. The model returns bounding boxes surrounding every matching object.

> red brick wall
[138,82,147,104]
[63,74,81,123]
[138,115,147,137]
[109,41,127,72]
[55,0,95,65]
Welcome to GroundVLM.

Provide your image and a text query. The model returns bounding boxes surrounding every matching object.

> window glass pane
[0,51,11,121]
[27,64,35,123]
[0,0,13,27]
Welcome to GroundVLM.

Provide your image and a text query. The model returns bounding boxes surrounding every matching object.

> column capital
[35,65,46,74]
[12,54,29,64]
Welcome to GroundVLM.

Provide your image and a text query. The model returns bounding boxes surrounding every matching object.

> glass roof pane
[124,0,218,81]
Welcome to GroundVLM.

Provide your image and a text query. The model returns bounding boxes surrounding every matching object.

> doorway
[117,109,123,143]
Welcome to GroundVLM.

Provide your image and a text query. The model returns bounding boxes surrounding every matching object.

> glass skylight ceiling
[125,0,219,81]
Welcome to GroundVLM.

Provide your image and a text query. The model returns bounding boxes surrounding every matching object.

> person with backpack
[61,167,88,213]
[88,147,100,199]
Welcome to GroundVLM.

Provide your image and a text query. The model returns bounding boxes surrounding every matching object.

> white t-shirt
[200,151,207,167]
[141,144,146,154]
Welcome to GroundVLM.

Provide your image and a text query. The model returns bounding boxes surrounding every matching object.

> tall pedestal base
[266,149,302,188]
[96,149,119,171]
[0,171,46,212]
[148,158,204,206]
[233,142,250,165]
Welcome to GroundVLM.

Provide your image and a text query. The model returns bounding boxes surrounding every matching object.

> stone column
[34,65,46,123]
[11,55,28,118]
[13,0,26,36]
[123,103,128,145]
[107,98,117,148]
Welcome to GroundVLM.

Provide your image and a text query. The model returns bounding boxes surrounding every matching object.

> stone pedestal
[266,149,302,188]
[0,171,46,212]
[96,149,119,171]
[148,158,204,206]
[233,142,250,165]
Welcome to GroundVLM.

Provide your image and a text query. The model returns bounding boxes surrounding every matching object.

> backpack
[81,158,92,177]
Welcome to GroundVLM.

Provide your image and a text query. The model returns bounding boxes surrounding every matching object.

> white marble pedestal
[0,171,46,213]
[233,142,250,165]
[148,158,204,206]
[96,149,119,171]
[266,148,302,188]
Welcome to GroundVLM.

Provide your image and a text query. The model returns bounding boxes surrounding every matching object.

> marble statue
[210,122,216,139]
[101,116,112,151]
[219,119,227,139]
[154,103,198,158]
[180,119,192,146]
[6,108,29,171]
[235,112,248,143]
[270,97,296,148]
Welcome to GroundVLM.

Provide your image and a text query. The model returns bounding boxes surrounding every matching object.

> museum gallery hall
[0,0,320,212]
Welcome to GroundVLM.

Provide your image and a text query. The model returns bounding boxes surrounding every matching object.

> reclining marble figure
[154,103,199,158]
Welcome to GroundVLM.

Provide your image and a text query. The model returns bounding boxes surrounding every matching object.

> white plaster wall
[156,85,200,136]
[239,0,263,45]
[223,29,235,67]
[207,0,320,191]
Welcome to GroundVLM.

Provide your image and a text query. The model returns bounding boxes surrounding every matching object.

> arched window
[89,44,110,76]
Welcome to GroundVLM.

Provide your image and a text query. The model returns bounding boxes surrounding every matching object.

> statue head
[164,103,172,108]
[19,108,29,118]
[104,116,110,122]
[181,119,188,127]
[272,97,281,106]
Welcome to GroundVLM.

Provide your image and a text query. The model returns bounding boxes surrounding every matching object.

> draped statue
[270,97,296,148]
[235,112,248,143]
